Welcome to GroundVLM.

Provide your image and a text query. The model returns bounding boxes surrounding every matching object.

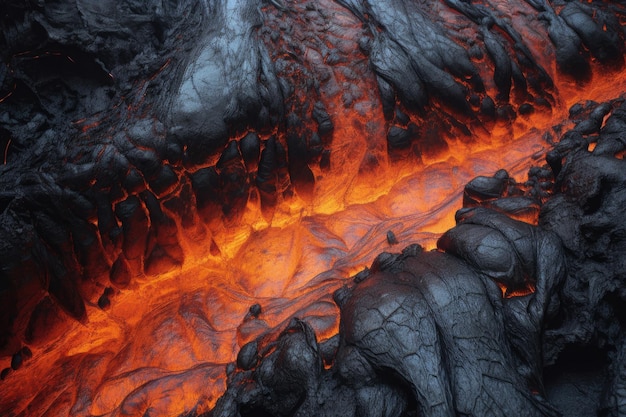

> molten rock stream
[0,0,625,416]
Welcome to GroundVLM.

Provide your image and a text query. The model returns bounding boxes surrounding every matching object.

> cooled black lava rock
[0,2,625,414]
[208,98,626,417]
[236,341,258,371]
[211,207,566,417]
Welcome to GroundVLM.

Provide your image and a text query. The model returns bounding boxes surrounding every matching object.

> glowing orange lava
[1,1,626,416]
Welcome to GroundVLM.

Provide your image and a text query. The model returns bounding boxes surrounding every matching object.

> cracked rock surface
[208,99,626,417]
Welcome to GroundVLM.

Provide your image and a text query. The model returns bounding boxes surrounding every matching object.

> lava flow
[1,0,626,416]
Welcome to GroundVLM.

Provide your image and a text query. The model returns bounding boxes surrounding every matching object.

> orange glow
[0,85,15,103]
[497,281,537,298]
[2,1,626,416]
[588,141,597,152]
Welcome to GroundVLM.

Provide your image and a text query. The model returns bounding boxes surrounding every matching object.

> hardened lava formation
[210,99,626,417]
[0,0,626,416]
[214,209,566,417]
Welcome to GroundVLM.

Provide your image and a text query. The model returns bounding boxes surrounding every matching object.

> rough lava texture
[0,0,625,415]
[209,211,566,417]
[208,99,626,416]
[167,0,285,165]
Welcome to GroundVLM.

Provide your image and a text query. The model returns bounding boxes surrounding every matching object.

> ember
[0,0,625,416]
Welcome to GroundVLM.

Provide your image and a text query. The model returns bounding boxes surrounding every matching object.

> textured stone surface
[209,99,626,416]
[1,1,625,415]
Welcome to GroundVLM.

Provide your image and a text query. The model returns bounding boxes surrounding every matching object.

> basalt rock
[207,99,626,416]
[0,1,625,412]
[210,207,566,417]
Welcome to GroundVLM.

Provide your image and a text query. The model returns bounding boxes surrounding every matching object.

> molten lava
[1,0,626,416]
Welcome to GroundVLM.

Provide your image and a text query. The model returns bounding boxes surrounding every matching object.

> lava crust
[1,0,626,416]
